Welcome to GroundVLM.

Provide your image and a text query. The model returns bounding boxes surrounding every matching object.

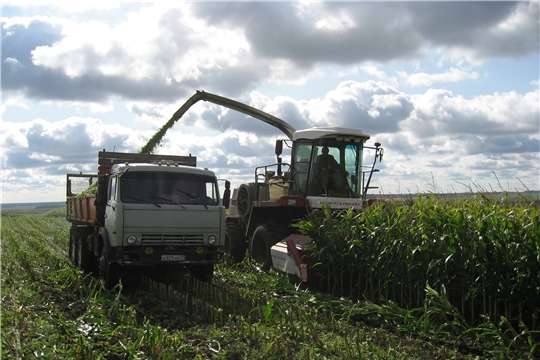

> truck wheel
[225,223,246,263]
[191,264,214,283]
[99,242,121,290]
[77,235,93,272]
[250,221,289,271]
[69,229,78,265]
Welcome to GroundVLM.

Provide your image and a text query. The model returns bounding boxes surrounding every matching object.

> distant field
[1,202,65,215]
[2,190,538,214]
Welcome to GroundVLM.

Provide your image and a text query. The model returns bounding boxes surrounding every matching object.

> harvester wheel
[225,222,247,263]
[250,221,289,271]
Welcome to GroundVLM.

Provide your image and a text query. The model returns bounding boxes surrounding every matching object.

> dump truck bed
[66,195,97,225]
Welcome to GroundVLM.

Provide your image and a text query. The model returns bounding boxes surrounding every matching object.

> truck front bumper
[115,247,223,265]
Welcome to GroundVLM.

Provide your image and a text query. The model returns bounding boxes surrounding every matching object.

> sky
[1,1,539,204]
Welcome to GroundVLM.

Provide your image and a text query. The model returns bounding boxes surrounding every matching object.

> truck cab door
[104,175,118,245]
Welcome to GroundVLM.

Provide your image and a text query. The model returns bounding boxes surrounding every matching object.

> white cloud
[400,67,480,87]
[267,60,318,85]
[361,65,388,80]
[28,152,61,162]
[1,122,30,149]
[1,117,145,170]
[0,92,29,115]
[406,89,539,138]
[310,81,413,134]
[3,2,537,104]
[315,11,356,33]
[29,5,251,84]
[2,0,124,13]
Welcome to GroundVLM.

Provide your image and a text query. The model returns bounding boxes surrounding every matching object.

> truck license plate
[161,255,186,261]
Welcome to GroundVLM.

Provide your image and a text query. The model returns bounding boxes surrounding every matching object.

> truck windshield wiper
[124,196,161,208]
[176,189,208,209]
[149,196,174,203]
[149,196,186,209]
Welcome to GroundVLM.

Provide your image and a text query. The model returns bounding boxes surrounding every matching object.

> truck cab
[103,162,225,266]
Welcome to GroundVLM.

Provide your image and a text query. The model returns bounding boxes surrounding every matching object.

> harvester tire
[225,222,247,263]
[250,221,289,271]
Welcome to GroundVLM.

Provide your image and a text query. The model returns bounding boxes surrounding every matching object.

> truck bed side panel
[66,196,96,224]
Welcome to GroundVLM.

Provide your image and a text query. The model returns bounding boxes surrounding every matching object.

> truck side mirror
[223,180,231,209]
[97,175,108,205]
[275,140,283,156]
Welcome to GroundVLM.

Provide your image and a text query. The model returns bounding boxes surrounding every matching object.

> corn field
[2,199,539,358]
[298,193,540,344]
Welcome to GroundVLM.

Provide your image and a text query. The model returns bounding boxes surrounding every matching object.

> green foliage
[139,116,178,154]
[296,193,540,356]
[76,182,98,198]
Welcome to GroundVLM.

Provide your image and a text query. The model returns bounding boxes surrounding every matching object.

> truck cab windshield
[120,172,219,206]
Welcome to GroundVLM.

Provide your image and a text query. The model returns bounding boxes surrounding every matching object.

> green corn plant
[297,191,539,347]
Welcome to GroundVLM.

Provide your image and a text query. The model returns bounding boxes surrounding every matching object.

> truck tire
[77,235,93,272]
[99,241,121,290]
[69,228,78,265]
[191,264,214,283]
[225,222,247,263]
[250,221,289,271]
[237,183,256,220]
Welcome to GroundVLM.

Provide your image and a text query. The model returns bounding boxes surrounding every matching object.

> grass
[1,206,536,359]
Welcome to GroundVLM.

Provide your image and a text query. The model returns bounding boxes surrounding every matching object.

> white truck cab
[67,151,228,289]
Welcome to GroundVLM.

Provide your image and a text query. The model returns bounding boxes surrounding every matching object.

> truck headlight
[127,234,137,245]
[208,235,217,245]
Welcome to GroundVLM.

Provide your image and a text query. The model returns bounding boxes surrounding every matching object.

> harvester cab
[280,127,383,207]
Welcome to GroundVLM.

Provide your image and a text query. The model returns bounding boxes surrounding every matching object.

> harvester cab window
[307,141,361,198]
[293,143,313,195]
[315,146,338,173]
[310,146,341,196]
[345,144,361,196]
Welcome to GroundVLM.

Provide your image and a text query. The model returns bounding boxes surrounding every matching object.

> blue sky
[1,1,539,203]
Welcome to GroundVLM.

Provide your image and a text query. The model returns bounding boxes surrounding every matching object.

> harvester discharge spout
[140,90,296,154]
